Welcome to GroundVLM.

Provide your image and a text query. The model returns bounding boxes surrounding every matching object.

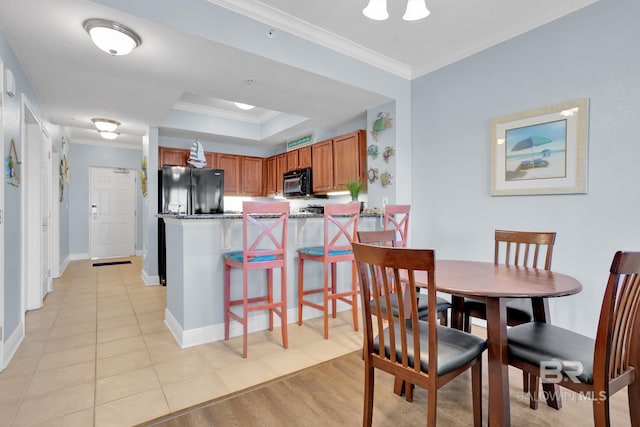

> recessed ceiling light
[234,102,255,110]
[99,131,120,140]
[91,118,121,132]
[83,19,142,56]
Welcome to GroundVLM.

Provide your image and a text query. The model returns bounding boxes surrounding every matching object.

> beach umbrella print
[511,135,552,168]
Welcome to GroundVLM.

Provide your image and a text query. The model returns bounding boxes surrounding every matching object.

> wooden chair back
[241,201,289,267]
[357,230,397,246]
[353,242,439,371]
[594,251,640,393]
[494,229,556,270]
[384,204,410,248]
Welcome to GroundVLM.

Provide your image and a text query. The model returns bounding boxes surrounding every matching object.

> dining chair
[223,201,289,358]
[297,202,360,339]
[357,229,451,326]
[352,242,486,427]
[508,251,640,426]
[462,229,557,332]
[384,204,411,248]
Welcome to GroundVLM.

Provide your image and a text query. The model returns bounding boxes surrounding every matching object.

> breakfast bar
[161,212,380,348]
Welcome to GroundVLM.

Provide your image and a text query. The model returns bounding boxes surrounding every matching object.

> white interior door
[89,167,136,259]
[22,95,49,311]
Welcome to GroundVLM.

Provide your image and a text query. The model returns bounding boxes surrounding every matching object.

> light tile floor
[0,257,362,426]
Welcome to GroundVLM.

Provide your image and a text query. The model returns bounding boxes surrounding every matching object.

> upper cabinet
[158,147,188,168]
[311,130,366,194]
[311,140,334,193]
[333,130,367,190]
[241,156,264,196]
[286,150,298,172]
[298,146,312,169]
[216,153,241,195]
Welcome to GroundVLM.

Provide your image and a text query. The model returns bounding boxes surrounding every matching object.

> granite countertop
[158,212,381,220]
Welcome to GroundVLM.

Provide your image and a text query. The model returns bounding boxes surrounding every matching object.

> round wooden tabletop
[431,260,582,298]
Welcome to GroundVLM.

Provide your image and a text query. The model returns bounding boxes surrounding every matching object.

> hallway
[0,257,362,426]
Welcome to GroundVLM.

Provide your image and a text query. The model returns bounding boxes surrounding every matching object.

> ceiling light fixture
[234,102,255,110]
[362,0,430,21]
[91,118,121,132]
[99,131,120,140]
[83,19,142,55]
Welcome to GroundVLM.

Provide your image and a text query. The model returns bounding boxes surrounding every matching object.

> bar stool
[383,204,411,247]
[223,201,289,358]
[297,202,360,339]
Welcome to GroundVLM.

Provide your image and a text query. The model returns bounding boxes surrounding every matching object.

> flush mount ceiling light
[363,0,430,21]
[91,118,121,132]
[83,19,142,55]
[99,131,120,140]
[234,102,255,110]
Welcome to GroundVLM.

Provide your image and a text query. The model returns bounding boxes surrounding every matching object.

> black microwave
[283,167,312,198]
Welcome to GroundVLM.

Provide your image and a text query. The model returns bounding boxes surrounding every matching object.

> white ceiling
[0,0,600,150]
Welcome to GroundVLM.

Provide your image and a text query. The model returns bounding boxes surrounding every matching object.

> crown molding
[207,0,413,80]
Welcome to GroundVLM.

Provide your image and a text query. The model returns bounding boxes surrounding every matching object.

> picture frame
[491,98,589,196]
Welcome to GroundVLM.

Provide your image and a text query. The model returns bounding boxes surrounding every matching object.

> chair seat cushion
[223,250,282,263]
[297,246,352,256]
[464,298,533,325]
[371,293,452,318]
[508,322,595,384]
[373,321,486,376]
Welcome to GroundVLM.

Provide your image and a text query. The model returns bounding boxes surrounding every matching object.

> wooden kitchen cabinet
[286,151,298,172]
[311,139,334,193]
[216,153,241,195]
[276,154,285,194]
[266,156,277,196]
[298,146,312,169]
[333,130,366,190]
[158,147,188,168]
[241,156,264,196]
[310,130,366,194]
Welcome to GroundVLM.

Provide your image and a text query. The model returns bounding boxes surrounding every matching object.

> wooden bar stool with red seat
[223,201,290,358]
[297,202,360,339]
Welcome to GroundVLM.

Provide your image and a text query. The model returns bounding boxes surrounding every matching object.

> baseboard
[69,253,89,261]
[2,323,25,371]
[58,255,70,277]
[141,269,160,286]
[164,305,355,349]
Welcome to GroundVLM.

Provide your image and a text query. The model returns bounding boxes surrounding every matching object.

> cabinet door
[204,152,216,169]
[333,130,365,190]
[158,147,188,169]
[286,151,298,172]
[276,154,286,194]
[217,153,241,195]
[298,146,312,169]
[242,156,264,196]
[266,156,277,196]
[311,140,334,193]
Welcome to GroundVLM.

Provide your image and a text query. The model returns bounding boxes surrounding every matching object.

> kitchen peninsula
[162,211,380,348]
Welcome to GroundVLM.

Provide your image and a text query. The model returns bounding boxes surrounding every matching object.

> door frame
[21,94,52,314]
[0,57,5,369]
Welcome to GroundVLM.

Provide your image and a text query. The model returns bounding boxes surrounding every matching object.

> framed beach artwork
[491,98,589,196]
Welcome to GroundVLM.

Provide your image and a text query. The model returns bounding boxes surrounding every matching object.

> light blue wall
[68,143,143,257]
[410,0,640,337]
[1,33,53,342]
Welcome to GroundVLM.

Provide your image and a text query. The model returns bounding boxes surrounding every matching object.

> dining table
[411,259,583,427]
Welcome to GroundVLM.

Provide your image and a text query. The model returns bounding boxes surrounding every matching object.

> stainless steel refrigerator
[158,165,224,285]
[159,165,224,215]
